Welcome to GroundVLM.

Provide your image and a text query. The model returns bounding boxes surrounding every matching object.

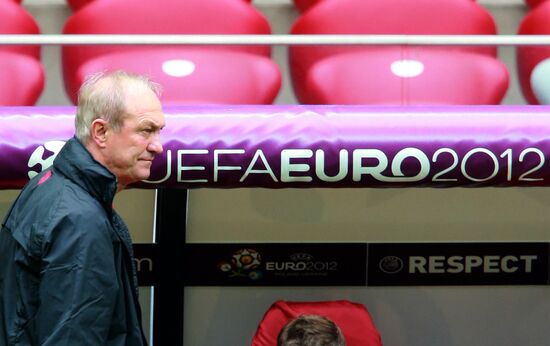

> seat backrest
[525,0,547,8]
[290,0,497,54]
[0,0,41,59]
[66,0,93,11]
[63,0,270,54]
[293,0,322,13]
[292,0,479,13]
[251,300,382,346]
[288,0,498,104]
[62,0,272,102]
[65,0,253,12]
[517,0,550,104]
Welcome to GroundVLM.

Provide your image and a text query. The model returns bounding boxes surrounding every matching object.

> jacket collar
[53,136,118,211]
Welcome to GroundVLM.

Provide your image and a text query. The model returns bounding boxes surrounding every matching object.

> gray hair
[75,70,162,143]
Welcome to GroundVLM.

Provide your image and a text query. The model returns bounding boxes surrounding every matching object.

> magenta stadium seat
[66,0,252,12]
[0,52,44,105]
[293,0,478,14]
[293,0,322,13]
[251,300,382,346]
[62,0,281,104]
[0,0,40,59]
[289,0,506,105]
[517,1,550,104]
[79,49,280,104]
[305,49,508,105]
[66,0,93,11]
[525,0,548,8]
[0,1,44,105]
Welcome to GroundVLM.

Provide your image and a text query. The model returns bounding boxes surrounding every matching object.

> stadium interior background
[1,0,550,345]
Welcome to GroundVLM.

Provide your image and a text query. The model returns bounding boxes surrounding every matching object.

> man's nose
[148,134,163,154]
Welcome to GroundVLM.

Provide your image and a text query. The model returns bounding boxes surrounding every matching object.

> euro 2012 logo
[218,248,263,280]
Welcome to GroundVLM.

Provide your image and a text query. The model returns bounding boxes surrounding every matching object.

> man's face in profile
[103,85,165,187]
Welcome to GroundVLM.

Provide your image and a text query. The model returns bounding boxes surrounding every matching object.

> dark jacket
[0,137,147,346]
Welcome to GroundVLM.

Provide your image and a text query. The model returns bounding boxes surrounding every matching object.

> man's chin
[127,169,152,184]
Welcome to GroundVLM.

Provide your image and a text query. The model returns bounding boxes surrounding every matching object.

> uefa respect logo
[379,256,404,274]
[218,248,263,280]
[27,141,66,179]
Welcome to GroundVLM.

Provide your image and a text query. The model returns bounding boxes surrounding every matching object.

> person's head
[277,315,346,346]
[75,70,165,190]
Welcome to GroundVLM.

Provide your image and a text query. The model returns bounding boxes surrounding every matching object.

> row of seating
[1,0,549,106]
[50,0,550,13]
[290,0,507,105]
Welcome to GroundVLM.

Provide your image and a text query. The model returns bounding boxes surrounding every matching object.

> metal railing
[1,34,550,46]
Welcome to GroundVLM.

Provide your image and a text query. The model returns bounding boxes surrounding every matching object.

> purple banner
[2,105,550,189]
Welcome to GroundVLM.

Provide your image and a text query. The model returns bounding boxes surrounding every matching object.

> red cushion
[289,0,498,103]
[0,51,44,106]
[293,0,479,13]
[0,1,41,59]
[304,48,509,105]
[251,300,382,346]
[65,0,253,12]
[74,48,281,104]
[62,0,272,102]
[293,0,322,13]
[525,0,548,8]
[517,1,550,104]
[66,0,93,11]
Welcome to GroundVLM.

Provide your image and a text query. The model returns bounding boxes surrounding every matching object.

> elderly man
[0,70,165,345]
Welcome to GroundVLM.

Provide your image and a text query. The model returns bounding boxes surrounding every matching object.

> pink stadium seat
[305,49,508,105]
[0,0,40,59]
[525,0,547,8]
[62,0,281,104]
[251,300,382,346]
[79,49,280,104]
[289,0,507,105]
[293,0,322,13]
[66,0,93,12]
[0,52,44,105]
[0,1,44,105]
[293,0,478,14]
[66,0,253,12]
[517,1,550,104]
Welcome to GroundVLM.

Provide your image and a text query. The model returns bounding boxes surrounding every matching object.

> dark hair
[277,315,346,346]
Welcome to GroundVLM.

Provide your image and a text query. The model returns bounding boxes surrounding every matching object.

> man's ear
[90,118,110,148]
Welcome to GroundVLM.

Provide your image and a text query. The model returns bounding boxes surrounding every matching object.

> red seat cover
[293,0,322,13]
[0,0,41,59]
[304,48,509,105]
[517,1,550,104]
[62,0,275,103]
[77,48,281,104]
[289,0,498,104]
[251,300,382,346]
[0,51,44,106]
[294,0,480,14]
[0,1,43,105]
[525,0,547,8]
[65,0,253,12]
[66,0,92,11]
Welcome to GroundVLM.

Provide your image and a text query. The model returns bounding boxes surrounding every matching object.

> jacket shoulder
[3,169,112,257]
